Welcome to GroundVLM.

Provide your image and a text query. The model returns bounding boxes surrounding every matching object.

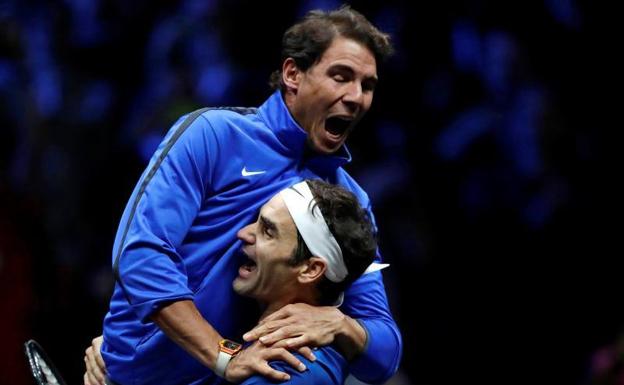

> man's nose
[342,82,364,113]
[237,223,256,244]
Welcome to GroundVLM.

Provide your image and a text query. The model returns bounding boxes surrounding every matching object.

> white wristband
[214,350,233,378]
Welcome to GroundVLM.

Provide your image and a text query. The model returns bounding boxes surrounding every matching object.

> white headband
[281,181,347,282]
[280,181,389,284]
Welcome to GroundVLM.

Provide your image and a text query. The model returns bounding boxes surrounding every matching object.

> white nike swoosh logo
[241,167,266,177]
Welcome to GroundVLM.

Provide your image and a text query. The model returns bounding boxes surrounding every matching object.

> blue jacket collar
[258,91,352,169]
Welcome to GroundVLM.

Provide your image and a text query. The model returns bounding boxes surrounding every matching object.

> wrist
[151,300,227,370]
[334,315,367,360]
[214,339,243,378]
[334,309,350,339]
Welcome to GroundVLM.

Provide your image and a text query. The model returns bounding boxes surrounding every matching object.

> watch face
[223,340,241,350]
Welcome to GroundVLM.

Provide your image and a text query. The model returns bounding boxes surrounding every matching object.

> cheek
[261,266,292,291]
[255,264,286,295]
[310,79,337,101]
[362,94,373,111]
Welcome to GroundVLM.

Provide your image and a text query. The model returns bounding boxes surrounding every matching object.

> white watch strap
[214,350,233,378]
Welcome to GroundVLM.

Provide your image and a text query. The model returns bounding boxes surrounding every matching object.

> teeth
[242,262,256,272]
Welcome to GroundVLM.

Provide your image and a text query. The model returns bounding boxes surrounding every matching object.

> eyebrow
[329,64,378,84]
[259,215,278,236]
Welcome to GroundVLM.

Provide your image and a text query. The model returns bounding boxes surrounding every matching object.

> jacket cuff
[348,318,402,384]
[132,293,195,322]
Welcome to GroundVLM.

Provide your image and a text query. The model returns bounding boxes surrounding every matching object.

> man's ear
[297,257,327,284]
[282,58,302,94]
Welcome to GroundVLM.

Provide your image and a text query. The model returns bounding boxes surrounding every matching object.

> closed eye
[362,78,377,92]
[328,64,377,92]
[329,65,353,83]
[259,215,277,238]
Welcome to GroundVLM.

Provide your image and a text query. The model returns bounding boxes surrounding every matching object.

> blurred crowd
[1,0,620,384]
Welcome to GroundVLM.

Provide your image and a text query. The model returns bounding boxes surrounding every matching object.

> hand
[83,336,106,385]
[224,341,307,383]
[243,303,344,350]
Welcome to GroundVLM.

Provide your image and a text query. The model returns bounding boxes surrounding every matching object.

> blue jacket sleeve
[340,205,403,383]
[112,110,216,321]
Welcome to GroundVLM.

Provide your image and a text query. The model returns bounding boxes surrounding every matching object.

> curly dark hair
[269,5,394,91]
[288,179,378,306]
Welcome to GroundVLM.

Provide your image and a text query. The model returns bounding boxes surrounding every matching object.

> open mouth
[325,116,353,137]
[239,257,257,276]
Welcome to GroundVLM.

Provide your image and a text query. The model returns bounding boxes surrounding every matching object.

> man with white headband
[227,179,382,384]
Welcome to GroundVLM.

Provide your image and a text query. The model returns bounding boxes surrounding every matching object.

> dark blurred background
[1,0,621,384]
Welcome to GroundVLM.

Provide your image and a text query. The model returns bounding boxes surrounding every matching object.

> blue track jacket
[102,91,402,385]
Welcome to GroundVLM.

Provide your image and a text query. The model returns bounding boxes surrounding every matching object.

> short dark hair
[289,179,377,305]
[269,5,394,91]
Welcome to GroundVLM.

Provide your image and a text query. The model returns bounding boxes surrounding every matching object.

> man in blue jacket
[85,6,402,385]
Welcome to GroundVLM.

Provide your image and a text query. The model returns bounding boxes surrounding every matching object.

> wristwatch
[214,339,243,378]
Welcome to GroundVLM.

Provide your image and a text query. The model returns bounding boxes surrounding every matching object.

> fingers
[244,319,289,342]
[226,341,312,383]
[258,326,298,346]
[93,335,104,348]
[243,324,265,342]
[265,337,317,361]
[85,346,106,385]
[92,337,106,370]
[242,329,259,342]
[256,363,291,382]
[254,347,306,381]
[297,346,317,362]
[272,335,311,350]
[245,304,311,341]
[269,347,307,372]
[84,361,102,385]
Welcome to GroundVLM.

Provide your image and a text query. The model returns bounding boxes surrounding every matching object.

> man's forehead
[261,193,296,233]
[317,37,377,77]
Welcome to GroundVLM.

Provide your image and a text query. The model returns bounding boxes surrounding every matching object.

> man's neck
[258,301,288,322]
[258,292,319,322]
